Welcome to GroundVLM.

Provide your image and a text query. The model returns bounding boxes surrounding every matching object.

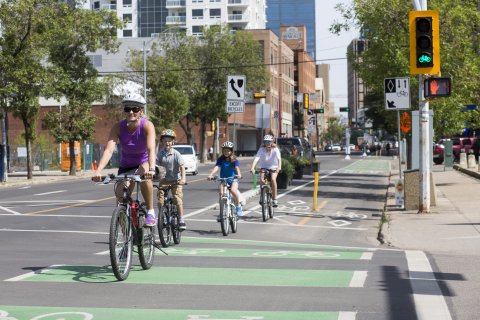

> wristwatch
[149,167,156,172]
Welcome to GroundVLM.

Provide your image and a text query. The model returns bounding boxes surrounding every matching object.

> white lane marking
[34,190,67,196]
[360,252,373,260]
[406,250,453,320]
[0,214,109,218]
[19,186,31,189]
[5,264,65,282]
[349,271,368,287]
[0,229,107,235]
[0,206,21,215]
[338,311,357,320]
[0,200,92,203]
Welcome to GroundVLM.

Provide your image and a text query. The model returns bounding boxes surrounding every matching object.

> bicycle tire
[109,205,133,281]
[137,206,155,270]
[172,205,181,244]
[268,191,274,219]
[261,187,268,222]
[220,198,229,236]
[157,206,172,247]
[230,203,238,233]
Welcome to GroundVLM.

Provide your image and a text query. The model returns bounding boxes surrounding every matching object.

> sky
[315,0,360,113]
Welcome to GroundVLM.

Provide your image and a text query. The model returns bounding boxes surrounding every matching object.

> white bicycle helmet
[263,134,274,142]
[222,141,234,149]
[122,93,146,107]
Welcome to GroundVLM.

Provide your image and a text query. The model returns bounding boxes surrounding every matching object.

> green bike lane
[2,237,376,320]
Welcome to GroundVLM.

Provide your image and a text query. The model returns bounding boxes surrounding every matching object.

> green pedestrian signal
[313,109,324,114]
[339,107,349,112]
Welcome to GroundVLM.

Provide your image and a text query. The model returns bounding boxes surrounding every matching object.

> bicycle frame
[257,169,275,222]
[156,183,182,247]
[214,177,238,236]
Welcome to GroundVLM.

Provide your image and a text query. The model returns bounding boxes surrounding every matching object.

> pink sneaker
[144,214,157,227]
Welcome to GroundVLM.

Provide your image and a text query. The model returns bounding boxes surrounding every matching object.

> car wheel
[433,158,443,165]
[193,171,198,175]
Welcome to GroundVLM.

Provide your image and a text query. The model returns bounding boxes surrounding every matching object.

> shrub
[279,157,294,179]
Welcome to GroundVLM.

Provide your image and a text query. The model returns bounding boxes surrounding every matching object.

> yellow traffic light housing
[409,10,440,75]
[303,93,309,109]
[254,93,267,99]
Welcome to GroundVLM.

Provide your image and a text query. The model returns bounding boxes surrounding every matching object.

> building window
[123,29,133,37]
[123,14,132,23]
[123,0,132,6]
[210,9,221,19]
[87,55,102,67]
[192,0,203,2]
[192,25,203,35]
[92,1,100,9]
[192,9,203,20]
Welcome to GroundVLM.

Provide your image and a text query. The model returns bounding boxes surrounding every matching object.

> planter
[276,171,289,189]
[293,166,304,179]
[302,164,313,175]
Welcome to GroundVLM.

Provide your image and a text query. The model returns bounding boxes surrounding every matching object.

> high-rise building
[347,38,368,127]
[88,0,266,38]
[266,0,316,59]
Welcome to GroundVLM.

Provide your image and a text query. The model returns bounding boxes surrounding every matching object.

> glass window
[123,14,132,23]
[93,1,100,9]
[192,26,203,34]
[210,9,221,18]
[192,9,203,19]
[123,29,133,37]
[123,0,132,5]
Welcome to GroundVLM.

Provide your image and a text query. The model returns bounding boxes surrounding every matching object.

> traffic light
[424,77,451,98]
[409,10,440,75]
[339,107,349,112]
[254,92,267,99]
[313,109,324,114]
[303,93,309,109]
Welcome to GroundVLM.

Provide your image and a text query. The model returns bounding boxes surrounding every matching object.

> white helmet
[222,141,234,149]
[263,134,274,142]
[122,93,146,107]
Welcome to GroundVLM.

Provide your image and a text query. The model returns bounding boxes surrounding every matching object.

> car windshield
[173,147,194,155]
[277,138,300,146]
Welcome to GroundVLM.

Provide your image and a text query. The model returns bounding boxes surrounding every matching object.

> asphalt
[2,156,479,257]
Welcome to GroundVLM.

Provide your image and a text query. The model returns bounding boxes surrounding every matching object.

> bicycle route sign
[384,77,410,110]
[226,75,246,113]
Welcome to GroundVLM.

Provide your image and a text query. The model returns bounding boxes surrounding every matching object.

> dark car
[276,137,313,160]
[433,137,474,164]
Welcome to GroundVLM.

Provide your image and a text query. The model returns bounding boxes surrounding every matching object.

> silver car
[173,145,199,175]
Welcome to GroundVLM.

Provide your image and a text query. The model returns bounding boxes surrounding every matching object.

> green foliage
[321,117,344,143]
[331,0,480,137]
[280,157,295,180]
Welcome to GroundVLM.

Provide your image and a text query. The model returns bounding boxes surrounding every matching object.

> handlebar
[208,176,241,182]
[92,174,147,184]
[254,169,277,174]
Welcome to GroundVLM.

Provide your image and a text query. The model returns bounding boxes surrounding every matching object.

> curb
[453,164,480,180]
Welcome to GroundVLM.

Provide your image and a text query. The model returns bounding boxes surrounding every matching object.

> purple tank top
[119,118,149,168]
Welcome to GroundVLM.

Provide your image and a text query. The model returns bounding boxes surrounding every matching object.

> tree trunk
[23,118,33,180]
[200,120,207,163]
[69,140,76,176]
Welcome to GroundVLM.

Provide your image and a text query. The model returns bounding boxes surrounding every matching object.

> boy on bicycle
[156,129,187,231]
[250,134,282,207]
[207,141,243,218]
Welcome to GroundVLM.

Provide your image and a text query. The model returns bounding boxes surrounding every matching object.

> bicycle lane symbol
[0,310,94,320]
[328,211,368,227]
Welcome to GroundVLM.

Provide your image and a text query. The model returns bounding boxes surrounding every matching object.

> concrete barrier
[459,152,467,167]
[404,169,436,210]
[467,154,477,168]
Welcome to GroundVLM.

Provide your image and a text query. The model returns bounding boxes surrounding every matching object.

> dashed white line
[349,271,368,287]
[34,190,67,196]
[5,264,65,282]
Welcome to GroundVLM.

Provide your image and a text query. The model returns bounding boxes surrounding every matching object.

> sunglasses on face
[264,141,272,145]
[124,106,142,113]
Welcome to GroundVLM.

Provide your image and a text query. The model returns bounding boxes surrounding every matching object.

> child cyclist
[156,129,187,231]
[207,141,243,218]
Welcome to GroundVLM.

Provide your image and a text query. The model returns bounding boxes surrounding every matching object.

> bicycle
[211,176,238,236]
[155,181,187,247]
[256,169,275,222]
[95,174,164,281]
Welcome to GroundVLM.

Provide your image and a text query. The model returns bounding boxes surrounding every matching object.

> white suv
[173,145,199,175]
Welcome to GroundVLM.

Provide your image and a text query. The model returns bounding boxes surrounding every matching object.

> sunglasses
[124,106,142,113]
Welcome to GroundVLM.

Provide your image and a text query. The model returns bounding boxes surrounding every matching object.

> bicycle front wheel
[268,191,274,219]
[261,187,268,222]
[220,199,230,236]
[109,205,133,281]
[172,206,181,245]
[230,203,238,233]
[138,208,155,270]
[158,206,172,247]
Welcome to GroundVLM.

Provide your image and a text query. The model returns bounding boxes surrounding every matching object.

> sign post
[226,75,246,148]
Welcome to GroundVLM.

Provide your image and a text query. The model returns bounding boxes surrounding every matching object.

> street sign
[226,100,244,113]
[307,115,316,132]
[384,77,410,110]
[255,103,270,128]
[226,75,246,101]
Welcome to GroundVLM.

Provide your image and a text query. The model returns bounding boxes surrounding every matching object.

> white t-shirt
[255,147,281,170]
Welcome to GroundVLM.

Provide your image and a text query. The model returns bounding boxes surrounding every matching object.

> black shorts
[118,166,140,175]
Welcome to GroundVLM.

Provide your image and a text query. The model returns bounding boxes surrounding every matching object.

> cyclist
[156,129,187,231]
[92,93,157,226]
[207,141,243,218]
[250,134,282,207]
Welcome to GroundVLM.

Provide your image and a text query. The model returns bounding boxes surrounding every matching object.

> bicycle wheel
[261,187,268,222]
[220,199,230,236]
[109,205,133,281]
[172,206,181,245]
[267,191,274,219]
[138,207,155,270]
[157,206,172,247]
[230,203,238,233]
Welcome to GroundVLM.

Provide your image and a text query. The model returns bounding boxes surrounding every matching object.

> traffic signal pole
[419,74,431,213]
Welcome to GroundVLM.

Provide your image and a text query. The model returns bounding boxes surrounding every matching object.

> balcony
[94,3,116,11]
[227,13,249,23]
[166,16,187,25]
[166,0,186,8]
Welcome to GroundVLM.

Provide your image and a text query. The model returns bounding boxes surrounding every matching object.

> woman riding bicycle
[250,134,282,207]
[207,141,243,217]
[92,93,157,226]
[156,129,187,231]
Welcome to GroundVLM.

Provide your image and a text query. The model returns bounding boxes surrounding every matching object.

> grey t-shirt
[156,148,185,181]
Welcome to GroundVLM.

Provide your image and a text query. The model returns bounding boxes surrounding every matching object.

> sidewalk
[382,161,480,255]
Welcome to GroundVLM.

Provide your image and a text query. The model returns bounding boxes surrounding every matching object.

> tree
[321,117,344,144]
[331,0,480,139]
[42,3,122,175]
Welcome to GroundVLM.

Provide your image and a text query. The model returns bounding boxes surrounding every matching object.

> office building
[347,38,368,127]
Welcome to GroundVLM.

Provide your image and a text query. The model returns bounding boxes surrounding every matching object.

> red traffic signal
[424,77,451,98]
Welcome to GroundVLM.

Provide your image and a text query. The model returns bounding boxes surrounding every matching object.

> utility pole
[143,40,148,116]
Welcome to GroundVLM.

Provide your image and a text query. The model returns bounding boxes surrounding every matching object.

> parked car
[276,137,314,160]
[433,137,474,164]
[172,144,199,175]
[324,144,333,151]
[331,144,342,151]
